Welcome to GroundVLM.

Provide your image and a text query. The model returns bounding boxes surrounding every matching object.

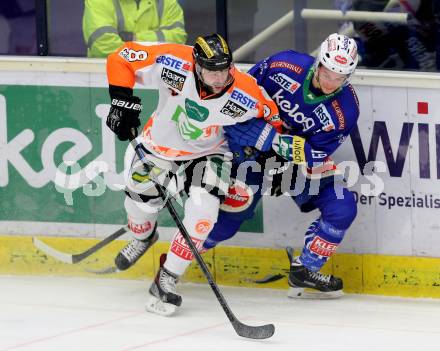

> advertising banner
[1,68,439,257]
[0,74,263,238]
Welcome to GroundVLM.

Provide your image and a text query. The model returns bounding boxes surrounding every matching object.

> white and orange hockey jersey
[107,42,281,160]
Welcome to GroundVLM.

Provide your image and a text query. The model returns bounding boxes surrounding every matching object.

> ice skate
[115,226,158,271]
[286,247,343,299]
[146,254,182,316]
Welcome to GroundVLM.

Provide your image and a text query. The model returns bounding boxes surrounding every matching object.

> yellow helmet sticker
[195,37,214,58]
[216,34,229,54]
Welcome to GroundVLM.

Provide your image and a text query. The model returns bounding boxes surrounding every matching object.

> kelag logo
[0,88,155,225]
[0,94,124,198]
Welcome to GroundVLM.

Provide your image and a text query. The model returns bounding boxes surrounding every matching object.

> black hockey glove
[106,86,142,141]
[257,150,293,197]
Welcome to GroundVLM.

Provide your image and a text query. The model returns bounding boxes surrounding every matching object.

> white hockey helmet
[317,33,358,76]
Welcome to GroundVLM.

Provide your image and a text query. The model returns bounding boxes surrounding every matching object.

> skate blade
[287,287,344,299]
[145,295,177,316]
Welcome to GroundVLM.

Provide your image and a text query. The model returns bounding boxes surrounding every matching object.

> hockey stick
[247,246,294,284]
[84,244,291,281]
[252,273,285,284]
[33,226,129,264]
[130,132,275,339]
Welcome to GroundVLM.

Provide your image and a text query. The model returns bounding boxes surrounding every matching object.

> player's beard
[197,65,234,95]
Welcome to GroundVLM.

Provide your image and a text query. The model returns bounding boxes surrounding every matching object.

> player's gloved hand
[228,140,259,164]
[223,118,277,152]
[271,133,307,164]
[106,88,142,141]
[257,150,293,196]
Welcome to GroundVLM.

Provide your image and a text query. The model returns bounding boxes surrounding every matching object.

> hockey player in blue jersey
[204,33,360,298]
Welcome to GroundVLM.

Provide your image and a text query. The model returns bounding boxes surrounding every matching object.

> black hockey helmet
[193,33,233,71]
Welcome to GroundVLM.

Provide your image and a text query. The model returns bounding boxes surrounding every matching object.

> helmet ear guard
[317,33,359,78]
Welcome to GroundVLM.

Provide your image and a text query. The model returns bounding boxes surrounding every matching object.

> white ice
[1,275,440,351]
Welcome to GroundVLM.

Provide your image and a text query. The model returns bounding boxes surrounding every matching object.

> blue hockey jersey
[247,50,360,166]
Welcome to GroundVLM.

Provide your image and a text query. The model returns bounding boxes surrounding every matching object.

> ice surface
[1,276,440,351]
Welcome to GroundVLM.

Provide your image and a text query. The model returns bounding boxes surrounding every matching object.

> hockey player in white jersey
[105,34,282,315]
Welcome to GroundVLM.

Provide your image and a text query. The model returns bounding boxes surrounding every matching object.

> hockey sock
[164,187,220,276]
[298,218,346,272]
[124,196,159,240]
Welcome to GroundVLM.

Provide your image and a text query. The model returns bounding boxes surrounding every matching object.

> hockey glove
[272,134,307,164]
[223,118,277,152]
[106,87,142,141]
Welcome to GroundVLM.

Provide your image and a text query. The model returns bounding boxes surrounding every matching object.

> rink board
[2,235,440,298]
[1,59,440,298]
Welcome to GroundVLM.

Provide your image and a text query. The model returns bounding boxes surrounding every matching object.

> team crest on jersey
[185,98,209,122]
[119,48,148,62]
[313,103,335,132]
[171,100,211,140]
[161,68,186,91]
[220,179,253,213]
[269,73,301,94]
[220,100,247,118]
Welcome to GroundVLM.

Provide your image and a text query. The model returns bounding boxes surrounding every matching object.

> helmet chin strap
[312,66,323,91]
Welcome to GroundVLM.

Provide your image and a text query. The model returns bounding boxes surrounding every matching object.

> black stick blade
[85,266,119,274]
[232,320,275,339]
[253,273,285,284]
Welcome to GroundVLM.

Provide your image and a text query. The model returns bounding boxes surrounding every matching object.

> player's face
[317,66,347,94]
[200,67,233,93]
